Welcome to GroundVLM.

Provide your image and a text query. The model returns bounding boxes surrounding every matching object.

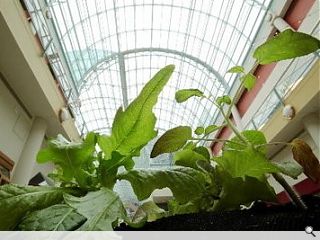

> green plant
[0,65,207,231]
[0,29,319,231]
[151,29,320,214]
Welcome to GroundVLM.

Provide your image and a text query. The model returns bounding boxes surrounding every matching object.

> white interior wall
[0,74,32,163]
[0,74,53,182]
[31,160,54,181]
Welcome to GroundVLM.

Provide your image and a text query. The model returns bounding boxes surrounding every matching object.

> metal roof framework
[25,0,273,166]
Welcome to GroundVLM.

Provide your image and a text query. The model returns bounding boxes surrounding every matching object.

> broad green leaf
[225,130,267,153]
[175,89,204,103]
[254,29,320,64]
[214,169,277,211]
[227,66,245,73]
[215,148,279,179]
[98,65,175,159]
[272,159,303,179]
[97,135,115,160]
[135,201,169,222]
[196,160,215,174]
[64,188,126,231]
[174,147,213,188]
[193,146,211,160]
[118,167,207,204]
[19,204,86,231]
[216,95,231,106]
[37,132,96,183]
[0,184,75,230]
[205,124,220,135]
[174,149,208,169]
[194,126,205,135]
[151,126,192,158]
[241,73,256,90]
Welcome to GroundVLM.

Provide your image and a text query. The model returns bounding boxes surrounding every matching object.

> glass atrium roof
[22,0,319,200]
[25,0,273,141]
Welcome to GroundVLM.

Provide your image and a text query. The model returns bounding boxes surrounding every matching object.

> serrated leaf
[214,170,277,211]
[196,160,221,196]
[118,167,207,204]
[151,126,192,158]
[194,126,205,135]
[254,29,320,64]
[271,159,303,179]
[216,95,231,106]
[0,185,76,230]
[227,66,245,73]
[98,65,175,159]
[19,204,86,231]
[73,169,98,190]
[241,73,256,90]
[216,148,279,179]
[175,89,204,103]
[168,199,200,215]
[97,151,134,189]
[37,132,97,184]
[64,188,126,230]
[291,138,320,182]
[205,125,220,135]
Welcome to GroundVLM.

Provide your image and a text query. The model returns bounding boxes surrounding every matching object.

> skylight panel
[26,0,273,164]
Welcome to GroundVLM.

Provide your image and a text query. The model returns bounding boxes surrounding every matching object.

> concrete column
[11,117,47,185]
[272,17,294,32]
[231,106,244,130]
[302,112,320,149]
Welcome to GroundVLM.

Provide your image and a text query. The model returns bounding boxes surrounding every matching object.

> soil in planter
[116,195,320,231]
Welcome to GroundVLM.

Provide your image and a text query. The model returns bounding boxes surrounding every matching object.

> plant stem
[206,97,248,144]
[272,173,307,210]
[256,142,291,152]
[193,124,227,145]
[226,84,243,118]
[257,142,291,148]
[191,137,246,147]
[220,108,248,144]
[225,62,259,117]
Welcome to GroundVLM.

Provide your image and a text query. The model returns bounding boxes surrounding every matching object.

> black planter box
[116,195,320,231]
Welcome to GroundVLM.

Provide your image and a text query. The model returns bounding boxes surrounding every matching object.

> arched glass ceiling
[25,0,273,137]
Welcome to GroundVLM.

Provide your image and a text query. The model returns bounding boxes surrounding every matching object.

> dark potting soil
[116,195,320,231]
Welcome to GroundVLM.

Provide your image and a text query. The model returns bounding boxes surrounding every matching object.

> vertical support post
[231,106,244,130]
[11,117,47,185]
[118,53,129,108]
